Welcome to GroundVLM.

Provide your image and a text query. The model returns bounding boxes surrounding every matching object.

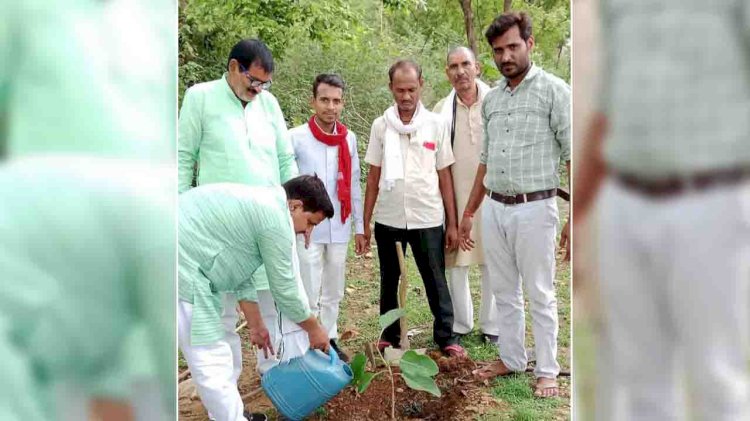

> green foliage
[399,350,441,397]
[179,0,570,181]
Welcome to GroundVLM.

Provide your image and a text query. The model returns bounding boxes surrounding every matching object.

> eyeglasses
[238,63,273,90]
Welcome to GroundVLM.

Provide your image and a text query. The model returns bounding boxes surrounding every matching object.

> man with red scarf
[289,74,365,362]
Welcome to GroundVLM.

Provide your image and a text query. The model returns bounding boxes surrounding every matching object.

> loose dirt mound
[321,353,500,420]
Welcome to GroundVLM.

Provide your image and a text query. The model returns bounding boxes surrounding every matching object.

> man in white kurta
[433,47,500,342]
[290,74,365,362]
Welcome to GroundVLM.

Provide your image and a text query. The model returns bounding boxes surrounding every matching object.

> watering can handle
[328,346,338,365]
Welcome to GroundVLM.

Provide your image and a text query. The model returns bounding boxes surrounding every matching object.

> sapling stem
[378,327,396,420]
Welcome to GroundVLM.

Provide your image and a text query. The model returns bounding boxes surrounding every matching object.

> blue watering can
[261,347,353,420]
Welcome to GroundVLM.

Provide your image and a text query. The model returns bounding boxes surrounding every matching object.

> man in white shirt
[363,60,466,357]
[289,74,366,362]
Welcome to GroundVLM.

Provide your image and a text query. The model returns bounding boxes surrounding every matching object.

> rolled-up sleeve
[235,278,258,303]
[256,227,311,323]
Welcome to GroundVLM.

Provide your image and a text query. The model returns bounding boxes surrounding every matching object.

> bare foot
[534,377,559,398]
[471,360,513,381]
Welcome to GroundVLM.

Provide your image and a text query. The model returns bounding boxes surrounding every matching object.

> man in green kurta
[178,175,333,421]
[0,1,176,419]
[178,38,301,379]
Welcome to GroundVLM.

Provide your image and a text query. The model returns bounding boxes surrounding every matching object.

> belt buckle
[520,193,528,203]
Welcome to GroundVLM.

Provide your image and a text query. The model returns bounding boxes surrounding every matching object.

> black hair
[282,174,334,219]
[388,59,422,83]
[227,38,274,73]
[313,73,346,97]
[485,12,533,45]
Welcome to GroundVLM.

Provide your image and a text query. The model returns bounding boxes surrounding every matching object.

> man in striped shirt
[459,12,570,398]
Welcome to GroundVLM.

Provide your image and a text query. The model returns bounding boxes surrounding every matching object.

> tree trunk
[458,0,478,56]
[504,0,512,12]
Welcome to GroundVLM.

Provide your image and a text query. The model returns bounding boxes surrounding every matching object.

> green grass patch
[492,375,562,420]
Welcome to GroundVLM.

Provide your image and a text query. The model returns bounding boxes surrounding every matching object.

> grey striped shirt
[480,64,571,195]
[600,0,750,179]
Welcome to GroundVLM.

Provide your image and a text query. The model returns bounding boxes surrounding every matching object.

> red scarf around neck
[308,116,351,223]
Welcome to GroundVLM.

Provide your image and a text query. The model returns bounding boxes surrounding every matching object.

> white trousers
[296,240,348,339]
[178,300,244,421]
[447,265,500,336]
[481,196,560,379]
[595,179,750,421]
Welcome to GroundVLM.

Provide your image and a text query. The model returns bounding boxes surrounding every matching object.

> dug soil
[318,351,504,420]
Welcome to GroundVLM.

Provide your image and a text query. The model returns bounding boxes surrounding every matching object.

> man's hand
[458,215,475,251]
[445,225,458,251]
[354,233,368,255]
[307,325,330,352]
[239,300,274,358]
[559,219,570,261]
[249,323,274,359]
[362,225,372,254]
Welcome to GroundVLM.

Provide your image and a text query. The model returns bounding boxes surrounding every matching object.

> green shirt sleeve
[235,277,258,303]
[178,86,203,193]
[256,226,311,323]
[265,94,298,183]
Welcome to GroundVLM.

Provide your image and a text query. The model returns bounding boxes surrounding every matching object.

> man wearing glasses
[178,38,304,420]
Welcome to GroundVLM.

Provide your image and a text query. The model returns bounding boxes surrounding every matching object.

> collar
[501,63,540,93]
[221,72,259,107]
[455,82,487,107]
[312,116,338,135]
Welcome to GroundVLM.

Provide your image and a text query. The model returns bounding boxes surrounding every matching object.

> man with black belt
[459,12,570,398]
[575,1,750,419]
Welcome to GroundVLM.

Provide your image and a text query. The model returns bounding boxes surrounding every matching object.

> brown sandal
[471,360,513,381]
[533,377,559,398]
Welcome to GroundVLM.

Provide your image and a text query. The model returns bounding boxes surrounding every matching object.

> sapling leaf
[350,352,366,382]
[401,372,441,397]
[399,351,441,397]
[399,350,438,377]
[379,308,405,331]
[357,371,381,394]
